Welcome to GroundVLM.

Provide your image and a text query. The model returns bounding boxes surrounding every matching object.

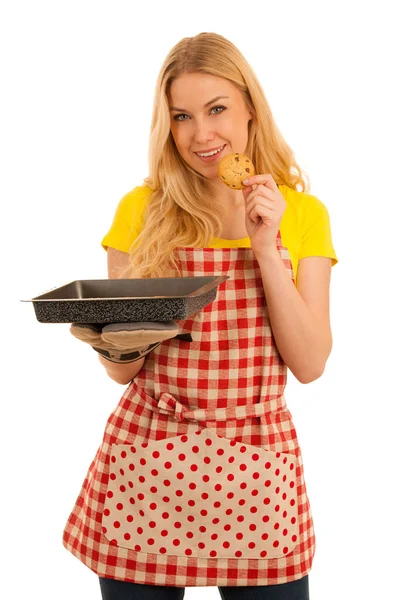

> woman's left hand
[242,174,286,257]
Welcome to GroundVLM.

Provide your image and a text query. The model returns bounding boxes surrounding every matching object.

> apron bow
[157,393,191,421]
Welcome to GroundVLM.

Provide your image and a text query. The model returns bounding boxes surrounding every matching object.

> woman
[63,32,338,599]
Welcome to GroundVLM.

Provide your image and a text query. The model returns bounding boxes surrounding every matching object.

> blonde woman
[63,32,338,600]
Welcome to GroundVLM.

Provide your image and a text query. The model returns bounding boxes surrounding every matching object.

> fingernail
[242,179,249,185]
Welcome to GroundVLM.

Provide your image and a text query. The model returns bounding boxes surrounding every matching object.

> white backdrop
[2,0,399,598]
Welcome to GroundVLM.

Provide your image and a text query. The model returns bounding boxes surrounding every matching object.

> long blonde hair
[128,32,310,278]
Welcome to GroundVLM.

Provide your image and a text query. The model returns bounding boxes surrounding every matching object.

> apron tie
[157,393,189,421]
[156,391,287,422]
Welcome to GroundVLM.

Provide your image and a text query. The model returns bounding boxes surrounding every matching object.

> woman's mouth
[194,144,226,163]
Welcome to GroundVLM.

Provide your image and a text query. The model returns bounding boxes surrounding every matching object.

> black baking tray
[23,276,230,323]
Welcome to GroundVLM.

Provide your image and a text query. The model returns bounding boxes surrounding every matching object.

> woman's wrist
[98,353,145,384]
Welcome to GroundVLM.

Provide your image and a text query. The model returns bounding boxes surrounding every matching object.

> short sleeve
[101,186,151,253]
[298,195,338,267]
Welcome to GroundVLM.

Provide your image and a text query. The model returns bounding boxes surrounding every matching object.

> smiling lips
[194,144,226,161]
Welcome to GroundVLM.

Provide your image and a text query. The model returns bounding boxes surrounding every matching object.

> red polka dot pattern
[102,428,298,558]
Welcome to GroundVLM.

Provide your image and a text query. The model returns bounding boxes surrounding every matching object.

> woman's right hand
[70,321,180,364]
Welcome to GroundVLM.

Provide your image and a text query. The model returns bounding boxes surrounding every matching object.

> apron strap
[156,392,287,422]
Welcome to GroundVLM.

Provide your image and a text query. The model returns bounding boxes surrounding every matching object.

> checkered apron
[62,232,315,587]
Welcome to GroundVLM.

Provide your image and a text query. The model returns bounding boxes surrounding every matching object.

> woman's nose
[193,120,214,144]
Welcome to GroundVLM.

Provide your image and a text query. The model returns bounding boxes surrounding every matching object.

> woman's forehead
[169,73,241,105]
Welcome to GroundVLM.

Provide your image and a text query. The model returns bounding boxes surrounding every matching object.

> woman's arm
[256,250,333,384]
[98,353,145,385]
[99,247,146,385]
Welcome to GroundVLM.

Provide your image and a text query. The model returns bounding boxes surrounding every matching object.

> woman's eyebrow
[169,95,229,112]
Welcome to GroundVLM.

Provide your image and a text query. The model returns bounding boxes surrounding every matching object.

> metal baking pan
[23,276,230,324]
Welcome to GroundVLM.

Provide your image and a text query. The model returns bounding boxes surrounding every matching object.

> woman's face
[168,73,252,181]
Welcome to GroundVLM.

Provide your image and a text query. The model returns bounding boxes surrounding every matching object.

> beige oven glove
[70,321,182,363]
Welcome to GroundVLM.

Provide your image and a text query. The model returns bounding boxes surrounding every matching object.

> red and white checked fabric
[156,391,286,422]
[62,233,316,587]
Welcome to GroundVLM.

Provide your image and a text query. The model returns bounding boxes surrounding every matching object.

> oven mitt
[70,321,182,363]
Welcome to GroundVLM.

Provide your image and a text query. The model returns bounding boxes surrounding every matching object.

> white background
[2,0,399,598]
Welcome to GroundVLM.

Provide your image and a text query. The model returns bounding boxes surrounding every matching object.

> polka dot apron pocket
[102,427,299,559]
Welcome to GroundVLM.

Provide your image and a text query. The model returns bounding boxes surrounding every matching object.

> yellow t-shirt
[101,184,338,285]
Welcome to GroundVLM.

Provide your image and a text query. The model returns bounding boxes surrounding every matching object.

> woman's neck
[216,202,248,239]
[207,179,244,209]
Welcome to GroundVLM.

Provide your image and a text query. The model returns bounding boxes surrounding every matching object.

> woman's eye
[210,105,226,114]
[174,113,189,122]
[173,105,226,122]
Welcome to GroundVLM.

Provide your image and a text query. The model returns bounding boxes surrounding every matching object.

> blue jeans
[99,575,309,599]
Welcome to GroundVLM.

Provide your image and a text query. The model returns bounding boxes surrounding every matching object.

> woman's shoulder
[279,183,338,267]
[118,184,153,209]
[101,185,153,252]
[113,184,153,225]
[280,184,328,213]
[280,183,332,230]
